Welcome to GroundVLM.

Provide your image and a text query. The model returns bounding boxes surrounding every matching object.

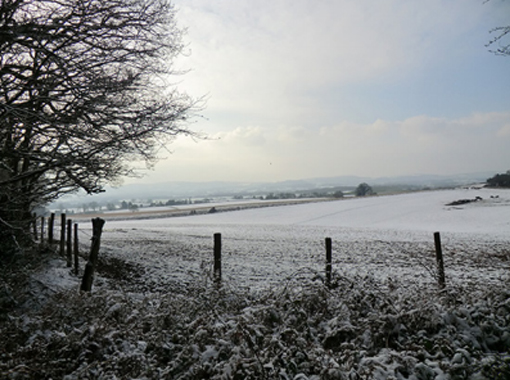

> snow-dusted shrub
[1,264,510,379]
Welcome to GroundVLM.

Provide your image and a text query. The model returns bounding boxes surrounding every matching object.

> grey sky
[132,0,510,183]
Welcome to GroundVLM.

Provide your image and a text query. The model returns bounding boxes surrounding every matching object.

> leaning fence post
[325,237,332,288]
[66,219,72,267]
[80,218,106,292]
[49,213,55,244]
[434,232,446,289]
[74,223,79,275]
[60,213,66,256]
[214,233,222,285]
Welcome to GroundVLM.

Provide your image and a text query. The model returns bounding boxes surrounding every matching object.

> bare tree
[487,26,510,56]
[0,0,201,249]
[486,1,510,56]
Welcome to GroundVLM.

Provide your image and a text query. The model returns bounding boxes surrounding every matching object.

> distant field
[76,188,510,292]
[70,197,334,221]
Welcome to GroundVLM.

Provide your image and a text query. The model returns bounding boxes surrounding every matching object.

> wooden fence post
[214,233,222,285]
[434,232,446,289]
[81,218,106,292]
[66,219,72,267]
[40,216,45,245]
[32,213,37,241]
[60,213,66,256]
[325,237,332,288]
[73,223,79,275]
[49,213,55,244]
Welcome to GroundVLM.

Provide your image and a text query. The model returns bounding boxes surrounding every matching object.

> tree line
[486,171,510,188]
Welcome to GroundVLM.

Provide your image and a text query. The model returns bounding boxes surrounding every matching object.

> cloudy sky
[136,0,510,184]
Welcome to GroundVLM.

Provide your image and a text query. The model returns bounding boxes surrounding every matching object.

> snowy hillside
[92,188,509,292]
[105,187,510,236]
[2,189,510,379]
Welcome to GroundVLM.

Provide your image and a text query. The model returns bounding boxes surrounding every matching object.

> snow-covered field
[3,188,510,379]
[91,188,510,292]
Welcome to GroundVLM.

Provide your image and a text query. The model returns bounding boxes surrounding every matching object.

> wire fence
[33,213,449,291]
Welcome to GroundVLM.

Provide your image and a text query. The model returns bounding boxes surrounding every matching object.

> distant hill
[57,172,494,205]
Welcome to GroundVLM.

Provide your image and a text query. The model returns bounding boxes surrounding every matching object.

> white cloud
[174,0,486,99]
[142,112,510,182]
[166,0,508,144]
[136,1,510,183]
[215,126,266,146]
[497,124,510,137]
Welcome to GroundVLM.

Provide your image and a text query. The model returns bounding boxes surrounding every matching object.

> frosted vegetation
[1,188,510,379]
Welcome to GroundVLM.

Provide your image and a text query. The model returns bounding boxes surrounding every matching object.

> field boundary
[68,197,336,221]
